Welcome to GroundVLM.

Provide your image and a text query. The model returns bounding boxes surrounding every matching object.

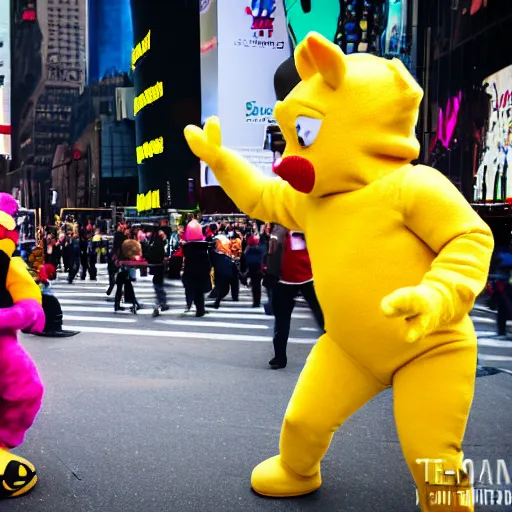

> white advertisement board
[200,0,219,124]
[474,65,512,202]
[200,0,290,187]
[0,0,11,157]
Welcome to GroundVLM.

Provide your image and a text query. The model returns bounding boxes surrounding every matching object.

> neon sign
[21,9,36,21]
[137,190,161,212]
[131,30,151,70]
[431,91,462,151]
[470,0,487,15]
[134,81,163,115]
[136,136,164,165]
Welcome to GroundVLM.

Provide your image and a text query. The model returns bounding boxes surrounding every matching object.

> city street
[41,265,512,373]
[1,266,510,512]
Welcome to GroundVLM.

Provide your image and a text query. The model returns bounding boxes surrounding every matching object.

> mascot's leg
[251,334,386,497]
[394,339,476,512]
[0,337,44,499]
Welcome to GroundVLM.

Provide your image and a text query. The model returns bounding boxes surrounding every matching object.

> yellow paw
[381,284,444,343]
[0,448,38,499]
[184,116,223,168]
[251,455,321,497]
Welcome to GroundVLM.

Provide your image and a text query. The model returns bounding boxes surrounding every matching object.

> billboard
[474,65,512,202]
[130,0,201,211]
[381,0,409,68]
[200,0,218,124]
[200,0,290,187]
[0,0,11,157]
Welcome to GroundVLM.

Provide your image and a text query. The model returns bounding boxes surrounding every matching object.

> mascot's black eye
[295,116,322,147]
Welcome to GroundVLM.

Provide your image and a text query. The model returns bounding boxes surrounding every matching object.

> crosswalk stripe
[165,310,310,319]
[55,292,158,298]
[477,354,512,362]
[476,338,512,348]
[470,317,495,325]
[61,324,317,343]
[476,331,501,337]
[59,305,312,319]
[62,306,154,314]
[53,281,183,288]
[154,319,269,329]
[64,315,137,323]
[50,267,511,367]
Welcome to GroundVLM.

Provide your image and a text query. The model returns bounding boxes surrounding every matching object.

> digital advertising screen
[381,0,408,64]
[200,0,290,188]
[474,65,512,202]
[200,0,218,125]
[0,0,11,157]
[130,0,201,212]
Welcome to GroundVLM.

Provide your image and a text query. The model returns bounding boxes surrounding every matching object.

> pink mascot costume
[0,193,45,499]
[184,219,205,242]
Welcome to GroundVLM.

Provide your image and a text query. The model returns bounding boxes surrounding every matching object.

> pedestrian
[148,230,169,316]
[244,233,264,307]
[182,219,211,317]
[490,247,512,336]
[210,234,238,309]
[265,226,324,369]
[107,223,128,295]
[114,239,142,313]
[67,234,81,284]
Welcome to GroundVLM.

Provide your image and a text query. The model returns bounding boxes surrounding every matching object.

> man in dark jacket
[148,230,168,316]
[106,223,127,295]
[264,225,324,369]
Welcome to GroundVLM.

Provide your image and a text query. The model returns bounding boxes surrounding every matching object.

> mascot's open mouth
[272,156,315,194]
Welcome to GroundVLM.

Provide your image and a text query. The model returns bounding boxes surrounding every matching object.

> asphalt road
[41,264,512,374]
[2,331,511,512]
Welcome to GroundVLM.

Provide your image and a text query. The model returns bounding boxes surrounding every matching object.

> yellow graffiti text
[136,137,164,164]
[134,81,164,115]
[132,30,151,70]
[137,190,161,212]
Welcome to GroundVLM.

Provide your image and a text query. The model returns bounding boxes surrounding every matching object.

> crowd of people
[27,214,325,369]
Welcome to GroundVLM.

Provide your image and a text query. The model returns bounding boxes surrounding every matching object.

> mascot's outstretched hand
[184,117,306,231]
[184,116,223,169]
[381,285,445,343]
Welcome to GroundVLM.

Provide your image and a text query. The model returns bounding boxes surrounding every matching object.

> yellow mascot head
[272,32,424,197]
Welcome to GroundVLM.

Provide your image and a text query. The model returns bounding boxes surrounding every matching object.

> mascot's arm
[1,257,45,332]
[7,257,42,305]
[400,165,494,323]
[184,116,304,230]
[213,147,304,229]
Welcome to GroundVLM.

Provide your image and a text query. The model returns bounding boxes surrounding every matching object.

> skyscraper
[87,0,133,84]
[39,0,87,86]
[10,0,87,211]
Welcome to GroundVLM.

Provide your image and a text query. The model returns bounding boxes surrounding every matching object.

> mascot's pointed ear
[294,38,316,82]
[388,58,424,103]
[296,32,347,89]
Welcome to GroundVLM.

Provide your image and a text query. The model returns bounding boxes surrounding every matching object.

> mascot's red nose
[272,156,315,194]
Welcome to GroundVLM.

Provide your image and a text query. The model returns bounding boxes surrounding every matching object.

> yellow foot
[251,455,321,497]
[0,448,38,499]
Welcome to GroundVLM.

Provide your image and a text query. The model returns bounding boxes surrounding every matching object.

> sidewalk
[8,333,512,512]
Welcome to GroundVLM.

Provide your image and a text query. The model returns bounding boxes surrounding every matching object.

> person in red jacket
[265,225,324,369]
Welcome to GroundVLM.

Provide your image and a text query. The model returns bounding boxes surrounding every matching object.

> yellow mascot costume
[184,32,494,511]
